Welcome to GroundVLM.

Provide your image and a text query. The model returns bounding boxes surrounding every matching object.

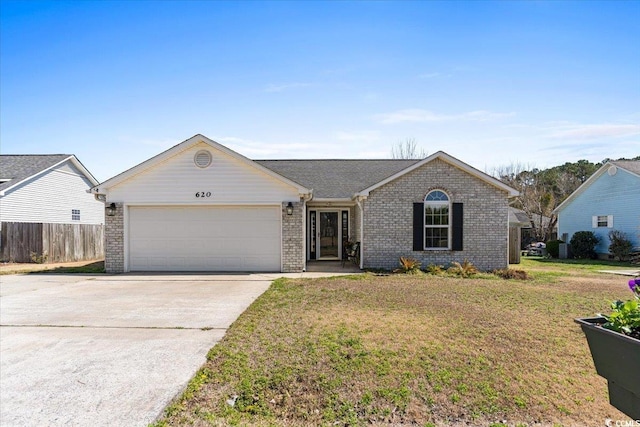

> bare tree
[493,163,556,242]
[391,138,427,159]
[494,160,599,243]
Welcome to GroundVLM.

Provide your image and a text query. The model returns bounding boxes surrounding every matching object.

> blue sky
[1,0,638,182]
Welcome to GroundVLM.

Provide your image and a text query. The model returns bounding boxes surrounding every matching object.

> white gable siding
[0,161,104,225]
[106,142,299,203]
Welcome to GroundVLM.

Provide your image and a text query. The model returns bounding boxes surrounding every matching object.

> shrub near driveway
[155,272,630,427]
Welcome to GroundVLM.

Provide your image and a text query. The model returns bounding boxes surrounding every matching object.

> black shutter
[413,203,424,251]
[452,202,463,251]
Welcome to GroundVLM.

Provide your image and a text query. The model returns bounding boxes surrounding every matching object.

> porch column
[282,201,304,272]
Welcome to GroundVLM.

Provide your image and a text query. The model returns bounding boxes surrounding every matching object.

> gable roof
[92,134,311,195]
[92,134,518,200]
[256,159,419,199]
[355,151,519,197]
[554,160,640,213]
[0,154,98,196]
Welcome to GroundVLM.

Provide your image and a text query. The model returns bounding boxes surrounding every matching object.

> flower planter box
[575,317,640,419]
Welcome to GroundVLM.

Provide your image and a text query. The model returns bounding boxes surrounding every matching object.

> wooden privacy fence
[508,225,522,264]
[0,222,104,263]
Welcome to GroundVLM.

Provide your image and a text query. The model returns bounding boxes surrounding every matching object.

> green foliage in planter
[599,279,640,340]
[569,231,599,259]
[608,230,633,261]
[545,240,563,259]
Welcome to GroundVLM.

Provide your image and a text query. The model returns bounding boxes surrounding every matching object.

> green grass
[514,257,638,284]
[520,256,637,273]
[153,262,633,427]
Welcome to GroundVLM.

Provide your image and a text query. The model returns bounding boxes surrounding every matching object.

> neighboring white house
[0,155,105,262]
[554,160,640,256]
[0,155,104,224]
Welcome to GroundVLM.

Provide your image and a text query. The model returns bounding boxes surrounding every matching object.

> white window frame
[424,190,451,250]
[592,215,613,228]
[72,209,81,221]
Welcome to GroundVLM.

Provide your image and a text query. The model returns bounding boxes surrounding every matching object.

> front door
[319,211,339,259]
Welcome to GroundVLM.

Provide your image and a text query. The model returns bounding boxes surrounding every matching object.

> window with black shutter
[413,193,463,251]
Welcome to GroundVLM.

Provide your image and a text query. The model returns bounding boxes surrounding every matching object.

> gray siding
[362,158,509,271]
[353,203,362,245]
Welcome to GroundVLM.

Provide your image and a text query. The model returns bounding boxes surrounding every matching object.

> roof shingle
[256,159,420,198]
[0,155,72,192]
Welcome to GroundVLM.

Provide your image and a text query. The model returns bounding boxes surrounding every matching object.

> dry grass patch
[154,271,630,427]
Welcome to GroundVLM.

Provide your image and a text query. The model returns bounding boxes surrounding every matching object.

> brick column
[281,201,304,272]
[104,203,124,273]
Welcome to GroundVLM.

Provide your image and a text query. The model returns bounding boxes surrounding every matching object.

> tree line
[495,156,640,242]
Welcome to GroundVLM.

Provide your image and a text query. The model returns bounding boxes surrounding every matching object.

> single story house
[91,134,518,273]
[554,159,640,256]
[0,154,105,262]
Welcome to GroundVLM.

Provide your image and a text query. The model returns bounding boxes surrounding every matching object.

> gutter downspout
[301,191,313,272]
[355,196,365,270]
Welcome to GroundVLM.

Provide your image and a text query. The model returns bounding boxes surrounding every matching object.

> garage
[128,206,281,272]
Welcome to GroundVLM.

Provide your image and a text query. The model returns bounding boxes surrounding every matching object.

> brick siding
[363,159,509,271]
[282,201,304,272]
[104,202,124,273]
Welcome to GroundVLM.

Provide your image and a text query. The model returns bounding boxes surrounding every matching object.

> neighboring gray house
[91,134,518,273]
[554,160,640,256]
[0,155,105,262]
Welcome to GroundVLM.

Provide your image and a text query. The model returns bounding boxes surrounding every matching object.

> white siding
[106,142,299,203]
[0,161,104,225]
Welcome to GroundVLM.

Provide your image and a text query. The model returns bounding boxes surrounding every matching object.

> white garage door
[128,206,281,271]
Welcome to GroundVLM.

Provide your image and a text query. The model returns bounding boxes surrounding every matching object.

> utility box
[559,243,571,259]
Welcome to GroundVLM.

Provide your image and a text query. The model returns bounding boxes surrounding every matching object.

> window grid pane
[424,190,450,249]
[425,227,448,248]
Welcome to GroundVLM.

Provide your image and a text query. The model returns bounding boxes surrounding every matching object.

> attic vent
[194,150,212,168]
[607,165,617,176]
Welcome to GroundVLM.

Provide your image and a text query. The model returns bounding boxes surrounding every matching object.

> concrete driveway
[0,273,278,427]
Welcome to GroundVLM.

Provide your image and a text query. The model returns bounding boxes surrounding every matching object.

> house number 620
[195,192,212,198]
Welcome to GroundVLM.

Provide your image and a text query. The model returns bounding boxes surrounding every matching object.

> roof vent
[608,165,617,176]
[194,150,212,168]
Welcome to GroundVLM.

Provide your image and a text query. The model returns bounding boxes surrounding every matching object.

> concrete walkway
[0,270,361,427]
[598,269,640,276]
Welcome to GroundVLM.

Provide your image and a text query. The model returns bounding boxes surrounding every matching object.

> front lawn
[153,263,633,426]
